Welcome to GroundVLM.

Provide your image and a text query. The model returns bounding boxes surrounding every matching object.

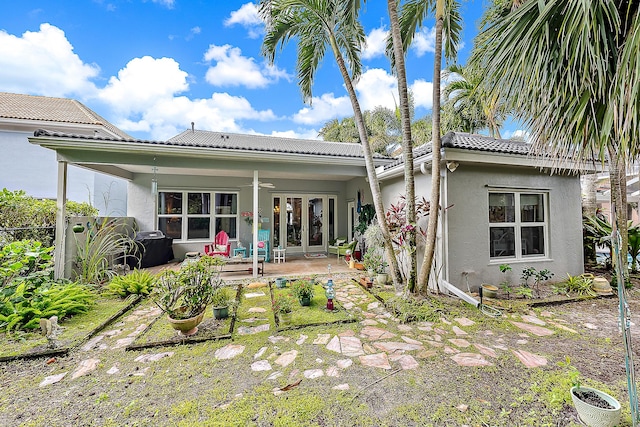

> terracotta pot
[167,310,205,336]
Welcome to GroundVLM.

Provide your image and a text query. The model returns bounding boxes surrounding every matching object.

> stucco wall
[445,164,583,291]
[128,173,354,259]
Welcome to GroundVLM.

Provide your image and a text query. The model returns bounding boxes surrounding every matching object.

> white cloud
[411,26,436,57]
[292,93,353,125]
[502,129,530,141]
[224,2,263,39]
[150,0,174,9]
[99,56,189,115]
[0,23,99,97]
[269,128,322,141]
[354,68,398,111]
[362,27,388,60]
[410,79,434,110]
[204,44,289,88]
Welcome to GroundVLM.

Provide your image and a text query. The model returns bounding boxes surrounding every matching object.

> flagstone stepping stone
[81,335,105,351]
[326,366,340,377]
[417,325,433,332]
[434,327,448,335]
[481,330,494,336]
[315,358,323,363]
[448,339,471,348]
[516,339,528,345]
[455,317,475,327]
[397,324,413,332]
[342,302,355,309]
[518,333,529,338]
[510,321,555,337]
[474,344,498,358]
[241,317,267,323]
[254,347,267,359]
[373,341,424,353]
[39,372,67,387]
[133,367,149,376]
[237,324,270,335]
[124,307,161,322]
[215,344,245,360]
[251,360,272,372]
[451,353,493,367]
[113,337,135,349]
[457,404,469,412]
[584,323,598,330]
[333,383,350,390]
[268,335,289,343]
[511,349,547,368]
[416,349,438,358]
[359,352,392,370]
[336,359,353,369]
[134,352,174,363]
[267,371,282,380]
[452,326,468,336]
[378,319,389,325]
[103,329,122,337]
[275,350,298,367]
[493,344,508,351]
[363,343,376,354]
[444,346,460,354]
[244,292,266,298]
[433,334,442,342]
[71,358,100,379]
[304,369,324,379]
[107,366,119,375]
[313,334,331,345]
[401,336,423,346]
[540,311,554,317]
[392,354,419,370]
[296,334,308,345]
[521,315,546,326]
[248,307,267,313]
[341,336,365,356]
[367,302,380,310]
[548,321,578,333]
[339,330,356,337]
[128,324,148,337]
[361,319,379,326]
[441,318,452,325]
[360,326,396,340]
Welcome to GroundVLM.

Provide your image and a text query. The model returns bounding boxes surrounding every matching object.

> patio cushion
[215,244,227,252]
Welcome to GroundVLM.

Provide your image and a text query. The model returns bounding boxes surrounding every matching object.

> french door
[273,194,336,253]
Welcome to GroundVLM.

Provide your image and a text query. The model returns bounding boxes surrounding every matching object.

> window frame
[157,190,239,242]
[488,190,549,261]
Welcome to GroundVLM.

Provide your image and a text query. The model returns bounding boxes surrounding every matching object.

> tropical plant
[272,293,293,315]
[210,287,232,308]
[107,269,156,297]
[471,0,640,274]
[152,256,225,320]
[259,0,401,287]
[74,218,139,285]
[555,273,596,297]
[514,286,533,299]
[290,279,315,301]
[362,249,387,275]
[498,263,513,299]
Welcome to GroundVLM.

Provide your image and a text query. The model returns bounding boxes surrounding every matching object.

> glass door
[274,194,336,253]
[307,197,324,251]
[286,197,303,251]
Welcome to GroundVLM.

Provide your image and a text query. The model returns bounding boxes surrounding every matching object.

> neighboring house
[378,132,589,290]
[0,92,129,215]
[30,128,590,290]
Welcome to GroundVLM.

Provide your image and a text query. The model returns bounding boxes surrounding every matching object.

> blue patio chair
[250,229,270,262]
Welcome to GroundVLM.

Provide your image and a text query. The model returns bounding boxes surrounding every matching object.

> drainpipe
[54,161,68,280]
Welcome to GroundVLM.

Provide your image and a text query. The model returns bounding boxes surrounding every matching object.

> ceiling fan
[241,181,275,189]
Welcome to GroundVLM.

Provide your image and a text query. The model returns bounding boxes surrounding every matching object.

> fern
[107,269,156,297]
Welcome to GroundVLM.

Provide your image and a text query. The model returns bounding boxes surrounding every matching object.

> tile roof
[384,132,532,169]
[0,92,132,139]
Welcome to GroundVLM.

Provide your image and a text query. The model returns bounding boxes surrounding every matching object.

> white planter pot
[571,386,621,427]
[376,273,388,285]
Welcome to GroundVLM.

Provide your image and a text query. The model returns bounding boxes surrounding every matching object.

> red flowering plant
[272,293,293,314]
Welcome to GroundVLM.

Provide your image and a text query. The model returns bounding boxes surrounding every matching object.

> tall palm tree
[394,0,462,292]
[471,0,640,272]
[259,0,402,286]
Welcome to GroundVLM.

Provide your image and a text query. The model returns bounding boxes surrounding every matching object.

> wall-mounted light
[446,161,460,172]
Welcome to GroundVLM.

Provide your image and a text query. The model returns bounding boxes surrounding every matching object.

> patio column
[252,170,259,278]
[54,161,68,280]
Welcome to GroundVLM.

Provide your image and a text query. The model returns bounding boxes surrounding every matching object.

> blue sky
[0,1,521,142]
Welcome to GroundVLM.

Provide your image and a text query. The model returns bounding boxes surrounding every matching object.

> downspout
[441,163,449,289]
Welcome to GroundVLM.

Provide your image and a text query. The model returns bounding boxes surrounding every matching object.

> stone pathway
[39,279,574,390]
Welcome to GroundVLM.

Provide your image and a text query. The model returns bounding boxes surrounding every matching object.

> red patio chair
[204,231,230,257]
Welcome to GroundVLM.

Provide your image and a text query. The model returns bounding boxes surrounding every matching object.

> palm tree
[259,0,402,286]
[470,0,640,272]
[394,0,462,292]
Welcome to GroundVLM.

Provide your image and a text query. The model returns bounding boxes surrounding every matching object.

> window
[158,191,238,241]
[489,191,547,259]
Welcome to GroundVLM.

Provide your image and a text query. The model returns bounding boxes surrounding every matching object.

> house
[378,132,589,290]
[30,127,589,291]
[0,92,129,215]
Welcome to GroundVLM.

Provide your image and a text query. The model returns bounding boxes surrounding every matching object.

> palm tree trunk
[581,172,598,264]
[328,35,402,288]
[418,0,444,293]
[608,145,628,273]
[387,0,417,292]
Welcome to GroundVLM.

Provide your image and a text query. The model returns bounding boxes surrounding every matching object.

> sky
[0,0,522,142]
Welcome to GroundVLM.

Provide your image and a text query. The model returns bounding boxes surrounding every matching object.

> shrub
[107,269,156,297]
[291,279,315,300]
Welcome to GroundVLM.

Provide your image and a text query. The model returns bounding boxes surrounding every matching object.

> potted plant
[568,364,621,427]
[211,287,232,320]
[363,249,386,283]
[272,294,293,324]
[153,256,225,335]
[291,279,315,306]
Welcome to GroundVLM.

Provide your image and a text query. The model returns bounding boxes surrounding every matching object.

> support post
[253,170,259,278]
[54,161,68,280]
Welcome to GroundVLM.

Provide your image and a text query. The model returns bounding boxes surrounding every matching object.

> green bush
[0,240,95,332]
[108,269,156,297]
